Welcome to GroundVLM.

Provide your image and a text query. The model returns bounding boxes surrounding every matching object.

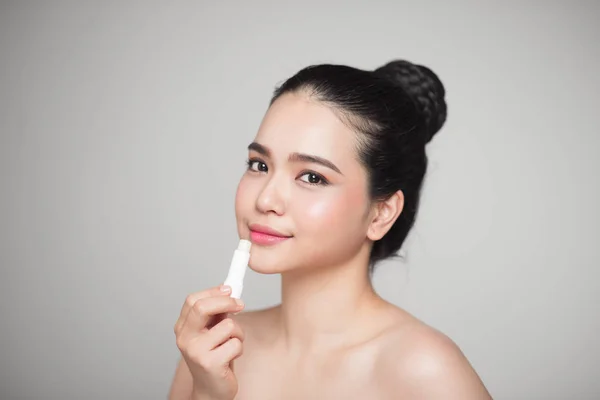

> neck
[277,245,380,352]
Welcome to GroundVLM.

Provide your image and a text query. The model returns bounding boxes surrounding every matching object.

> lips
[249,224,292,246]
[249,224,291,237]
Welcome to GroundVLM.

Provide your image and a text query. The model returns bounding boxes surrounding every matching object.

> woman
[170,60,492,399]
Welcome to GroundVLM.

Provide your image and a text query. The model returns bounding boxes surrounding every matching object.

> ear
[367,190,404,241]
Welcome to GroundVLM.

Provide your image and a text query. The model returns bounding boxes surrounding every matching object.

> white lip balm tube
[223,239,252,299]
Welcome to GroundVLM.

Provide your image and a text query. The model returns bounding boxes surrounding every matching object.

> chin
[247,245,297,274]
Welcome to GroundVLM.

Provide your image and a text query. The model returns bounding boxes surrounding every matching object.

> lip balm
[223,239,252,299]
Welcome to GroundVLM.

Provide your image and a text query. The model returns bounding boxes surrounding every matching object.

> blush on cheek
[304,197,345,227]
[302,186,369,236]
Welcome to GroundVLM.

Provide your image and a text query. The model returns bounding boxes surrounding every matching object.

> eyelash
[245,158,330,186]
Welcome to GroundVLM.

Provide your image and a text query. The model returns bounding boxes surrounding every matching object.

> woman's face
[235,92,373,274]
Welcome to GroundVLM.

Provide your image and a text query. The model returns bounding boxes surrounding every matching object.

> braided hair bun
[374,60,447,144]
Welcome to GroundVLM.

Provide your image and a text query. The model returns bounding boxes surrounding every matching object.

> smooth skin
[169,91,493,400]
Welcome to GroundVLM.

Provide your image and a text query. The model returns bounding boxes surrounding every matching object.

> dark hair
[269,60,447,267]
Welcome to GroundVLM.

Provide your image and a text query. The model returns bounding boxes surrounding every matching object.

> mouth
[248,223,293,246]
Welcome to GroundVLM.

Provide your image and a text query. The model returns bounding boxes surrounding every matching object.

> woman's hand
[174,285,246,400]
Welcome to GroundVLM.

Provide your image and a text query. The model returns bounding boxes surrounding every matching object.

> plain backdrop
[1,1,599,399]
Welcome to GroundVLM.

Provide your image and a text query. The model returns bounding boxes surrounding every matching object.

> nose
[255,173,288,216]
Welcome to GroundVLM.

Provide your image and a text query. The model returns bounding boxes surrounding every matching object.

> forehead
[254,92,358,160]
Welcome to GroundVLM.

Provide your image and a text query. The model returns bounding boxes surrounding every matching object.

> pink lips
[249,224,292,246]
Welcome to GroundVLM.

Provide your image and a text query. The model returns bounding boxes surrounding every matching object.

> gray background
[1,1,599,399]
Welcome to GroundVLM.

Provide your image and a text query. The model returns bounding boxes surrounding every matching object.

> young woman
[170,60,492,399]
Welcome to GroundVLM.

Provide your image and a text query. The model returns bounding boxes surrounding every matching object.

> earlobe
[367,191,405,241]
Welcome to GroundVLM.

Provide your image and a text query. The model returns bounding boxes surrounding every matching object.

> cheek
[235,177,253,218]
[304,198,334,222]
[300,186,367,230]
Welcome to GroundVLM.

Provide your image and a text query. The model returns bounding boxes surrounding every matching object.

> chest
[233,346,383,400]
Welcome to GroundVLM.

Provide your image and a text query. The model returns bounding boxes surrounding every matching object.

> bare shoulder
[374,308,492,399]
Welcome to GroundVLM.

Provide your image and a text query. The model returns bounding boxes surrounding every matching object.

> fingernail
[235,299,244,308]
[220,285,232,293]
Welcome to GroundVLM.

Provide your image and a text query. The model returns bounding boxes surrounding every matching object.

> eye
[246,159,268,172]
[299,172,328,186]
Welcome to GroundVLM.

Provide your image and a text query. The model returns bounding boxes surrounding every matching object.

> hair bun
[373,60,447,143]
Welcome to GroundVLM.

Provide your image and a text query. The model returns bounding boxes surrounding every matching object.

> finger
[179,296,244,342]
[180,285,231,320]
[174,285,231,334]
[211,337,244,367]
[205,312,226,331]
[204,318,245,350]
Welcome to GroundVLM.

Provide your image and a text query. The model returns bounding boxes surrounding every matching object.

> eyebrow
[247,142,343,175]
